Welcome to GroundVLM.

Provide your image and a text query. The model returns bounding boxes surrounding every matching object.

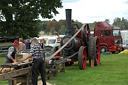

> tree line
[0,0,128,39]
[39,17,128,35]
[39,19,83,35]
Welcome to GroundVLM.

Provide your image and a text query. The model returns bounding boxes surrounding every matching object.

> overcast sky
[43,0,128,24]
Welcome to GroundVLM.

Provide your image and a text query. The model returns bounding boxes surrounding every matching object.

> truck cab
[94,21,122,53]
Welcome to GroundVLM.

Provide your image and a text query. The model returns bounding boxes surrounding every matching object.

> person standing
[40,38,45,49]
[21,38,46,85]
[25,39,31,49]
[6,40,19,63]
[18,38,26,53]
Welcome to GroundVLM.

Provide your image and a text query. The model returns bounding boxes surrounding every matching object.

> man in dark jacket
[6,40,19,63]
[25,39,31,49]
[21,38,46,85]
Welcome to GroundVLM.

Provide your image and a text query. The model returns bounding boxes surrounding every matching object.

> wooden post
[13,80,17,85]
[9,80,13,85]
[26,72,32,85]
[9,78,17,85]
[59,63,65,73]
[91,60,94,67]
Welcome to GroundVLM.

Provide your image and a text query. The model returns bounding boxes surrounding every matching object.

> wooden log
[0,68,14,74]
[1,68,9,73]
[10,68,14,71]
[91,60,94,67]
[0,68,3,74]
[0,67,31,81]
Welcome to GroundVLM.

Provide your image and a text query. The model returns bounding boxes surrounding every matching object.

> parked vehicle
[37,35,64,57]
[37,36,49,46]
[94,21,122,53]
[121,30,128,50]
[45,35,64,47]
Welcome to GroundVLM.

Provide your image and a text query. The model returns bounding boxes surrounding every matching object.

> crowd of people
[7,38,45,54]
[5,37,46,85]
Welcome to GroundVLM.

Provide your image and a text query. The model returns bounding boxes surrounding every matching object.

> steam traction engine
[59,9,101,69]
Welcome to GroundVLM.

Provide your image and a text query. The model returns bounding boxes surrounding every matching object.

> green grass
[0,54,128,85]
[0,42,12,47]
[0,54,6,65]
[0,42,12,50]
[47,54,128,85]
[0,81,8,85]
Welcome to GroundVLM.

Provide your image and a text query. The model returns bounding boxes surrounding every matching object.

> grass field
[0,54,128,85]
[0,42,12,47]
[0,54,6,64]
[0,42,12,50]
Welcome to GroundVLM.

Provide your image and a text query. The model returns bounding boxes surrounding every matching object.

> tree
[112,17,128,30]
[59,25,66,35]
[58,20,66,26]
[74,20,82,29]
[112,18,122,27]
[105,19,110,23]
[50,27,55,35]
[89,21,97,31]
[38,21,49,31]
[0,0,62,38]
[46,20,60,33]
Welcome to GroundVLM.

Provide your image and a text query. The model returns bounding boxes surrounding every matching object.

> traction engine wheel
[78,46,87,70]
[81,24,90,45]
[52,64,59,77]
[93,36,100,66]
[88,36,94,66]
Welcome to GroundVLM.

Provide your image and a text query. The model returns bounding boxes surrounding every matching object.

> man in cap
[6,40,19,63]
[21,38,46,85]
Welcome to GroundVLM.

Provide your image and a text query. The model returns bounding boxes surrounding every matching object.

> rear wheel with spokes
[93,36,100,66]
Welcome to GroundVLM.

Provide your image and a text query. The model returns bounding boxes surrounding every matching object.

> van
[45,35,65,47]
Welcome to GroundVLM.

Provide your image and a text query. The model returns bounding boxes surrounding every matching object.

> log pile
[0,68,14,74]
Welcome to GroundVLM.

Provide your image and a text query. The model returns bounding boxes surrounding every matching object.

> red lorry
[94,21,122,53]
